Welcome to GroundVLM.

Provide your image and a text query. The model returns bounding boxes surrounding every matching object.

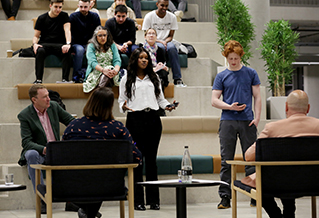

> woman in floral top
[83,26,121,93]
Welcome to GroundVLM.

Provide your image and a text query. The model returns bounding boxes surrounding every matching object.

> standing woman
[118,47,178,211]
[83,25,121,93]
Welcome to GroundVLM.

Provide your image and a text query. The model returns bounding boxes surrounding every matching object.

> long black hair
[125,47,161,100]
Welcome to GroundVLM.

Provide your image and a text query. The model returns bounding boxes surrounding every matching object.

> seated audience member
[143,28,169,91]
[242,90,319,218]
[75,0,100,16]
[70,0,101,83]
[106,0,141,30]
[83,26,121,93]
[142,0,186,87]
[32,0,72,84]
[63,87,142,218]
[168,0,186,22]
[1,0,21,20]
[17,84,74,214]
[105,5,138,57]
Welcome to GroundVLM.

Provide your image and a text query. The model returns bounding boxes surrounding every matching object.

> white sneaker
[174,11,184,22]
[175,79,187,87]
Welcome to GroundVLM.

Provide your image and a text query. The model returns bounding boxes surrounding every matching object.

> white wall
[304,65,319,118]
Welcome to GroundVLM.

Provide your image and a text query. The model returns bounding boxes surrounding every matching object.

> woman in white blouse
[118,47,178,211]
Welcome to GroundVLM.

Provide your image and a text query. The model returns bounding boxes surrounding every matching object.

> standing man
[142,0,186,87]
[17,84,74,213]
[70,0,101,83]
[211,40,261,209]
[105,5,138,57]
[243,90,319,218]
[32,0,72,84]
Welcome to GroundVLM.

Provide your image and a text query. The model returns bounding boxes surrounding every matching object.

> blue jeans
[156,42,182,80]
[25,150,45,192]
[72,44,86,81]
[130,0,141,18]
[168,0,187,13]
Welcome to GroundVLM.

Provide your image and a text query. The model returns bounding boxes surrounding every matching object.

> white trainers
[174,10,184,22]
[174,79,187,87]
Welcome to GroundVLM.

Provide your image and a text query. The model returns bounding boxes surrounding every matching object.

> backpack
[48,90,66,110]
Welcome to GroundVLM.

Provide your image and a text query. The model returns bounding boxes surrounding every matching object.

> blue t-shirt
[212,66,260,121]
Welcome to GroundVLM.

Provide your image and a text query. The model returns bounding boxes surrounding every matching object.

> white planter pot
[267,96,287,119]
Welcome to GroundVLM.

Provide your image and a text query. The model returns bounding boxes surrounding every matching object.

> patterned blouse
[62,116,142,163]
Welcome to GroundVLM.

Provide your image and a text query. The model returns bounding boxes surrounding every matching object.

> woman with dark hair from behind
[83,25,121,93]
[118,47,178,211]
[63,87,142,218]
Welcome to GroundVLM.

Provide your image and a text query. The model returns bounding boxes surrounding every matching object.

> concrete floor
[0,197,316,218]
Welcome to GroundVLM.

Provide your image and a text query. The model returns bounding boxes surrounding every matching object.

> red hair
[222,40,245,58]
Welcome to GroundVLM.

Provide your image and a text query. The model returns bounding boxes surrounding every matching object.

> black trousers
[1,0,20,18]
[126,110,162,205]
[35,43,71,81]
[75,202,102,218]
[262,197,296,218]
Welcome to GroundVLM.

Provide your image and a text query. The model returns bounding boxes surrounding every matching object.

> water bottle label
[181,170,192,175]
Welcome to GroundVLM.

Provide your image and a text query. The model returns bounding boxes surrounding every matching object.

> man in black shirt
[104,4,138,56]
[32,0,72,84]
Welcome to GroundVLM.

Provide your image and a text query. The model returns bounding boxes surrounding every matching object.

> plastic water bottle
[181,146,192,184]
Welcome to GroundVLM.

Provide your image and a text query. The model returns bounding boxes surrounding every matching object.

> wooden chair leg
[231,165,237,218]
[35,169,41,218]
[255,166,262,218]
[311,196,317,218]
[46,170,53,218]
[128,168,134,218]
[120,200,125,218]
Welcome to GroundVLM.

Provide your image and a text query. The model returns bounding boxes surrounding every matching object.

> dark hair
[125,47,161,100]
[50,0,64,5]
[88,26,113,52]
[83,87,115,121]
[29,84,47,102]
[115,4,127,14]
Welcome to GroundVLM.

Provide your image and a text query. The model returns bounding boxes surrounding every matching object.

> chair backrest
[45,140,133,202]
[256,137,319,198]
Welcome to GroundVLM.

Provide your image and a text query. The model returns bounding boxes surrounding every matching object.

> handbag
[181,43,197,58]
[13,46,35,57]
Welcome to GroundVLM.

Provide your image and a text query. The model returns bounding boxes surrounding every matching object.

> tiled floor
[0,197,316,218]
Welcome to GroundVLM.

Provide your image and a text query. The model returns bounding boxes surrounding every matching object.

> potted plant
[259,19,299,97]
[259,19,299,118]
[212,0,255,66]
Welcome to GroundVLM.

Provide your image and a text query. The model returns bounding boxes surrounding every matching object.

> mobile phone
[237,103,244,106]
[173,102,179,107]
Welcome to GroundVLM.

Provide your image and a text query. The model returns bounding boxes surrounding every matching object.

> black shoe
[150,203,160,210]
[217,195,231,209]
[250,199,256,207]
[134,204,146,211]
[78,208,87,218]
[33,79,42,84]
[65,202,80,212]
[41,201,46,214]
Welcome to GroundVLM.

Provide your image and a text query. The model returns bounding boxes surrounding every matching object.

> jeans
[218,120,257,198]
[72,44,86,81]
[168,0,187,13]
[118,43,139,57]
[1,0,21,18]
[156,42,182,80]
[130,0,142,18]
[25,150,45,192]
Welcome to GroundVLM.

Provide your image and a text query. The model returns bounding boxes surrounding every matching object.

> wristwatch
[66,42,71,45]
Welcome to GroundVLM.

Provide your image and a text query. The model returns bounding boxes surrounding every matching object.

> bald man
[242,90,319,218]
